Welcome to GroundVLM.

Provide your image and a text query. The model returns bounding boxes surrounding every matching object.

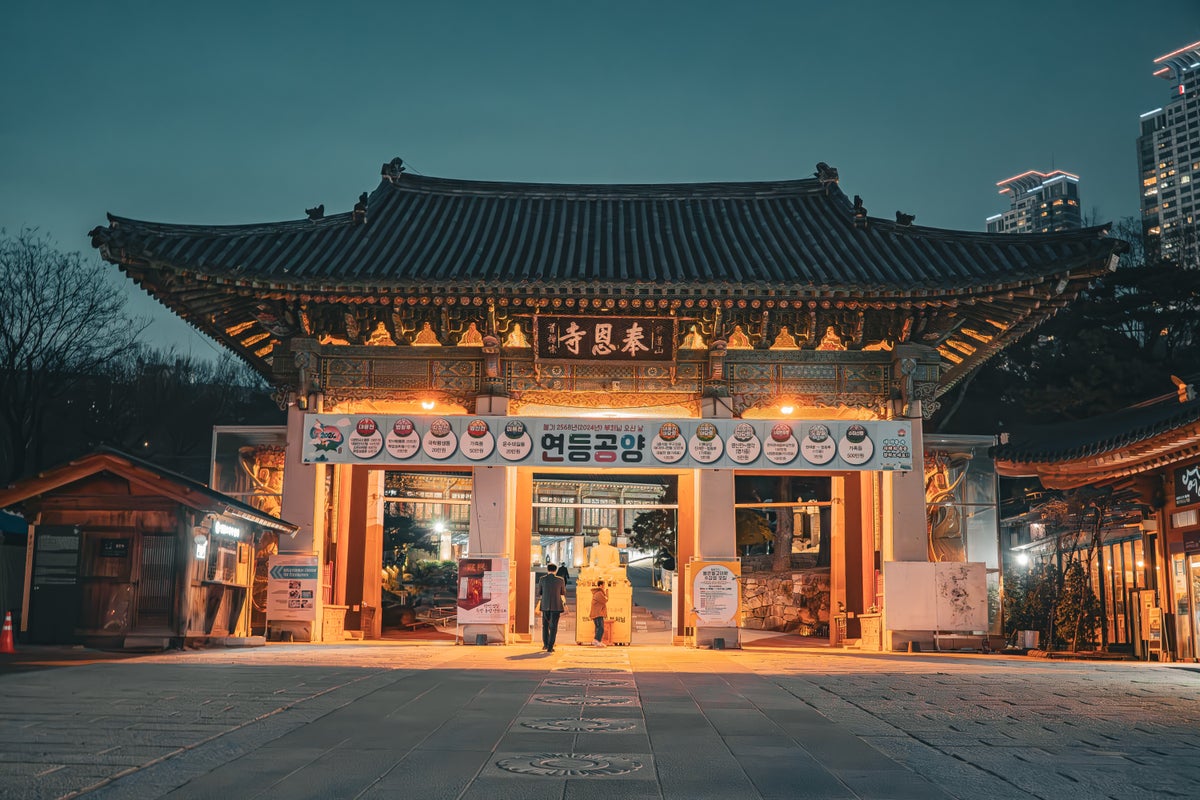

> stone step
[634,622,671,631]
[123,636,171,650]
[213,636,266,648]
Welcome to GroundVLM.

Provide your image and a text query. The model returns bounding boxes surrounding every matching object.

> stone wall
[740,568,831,634]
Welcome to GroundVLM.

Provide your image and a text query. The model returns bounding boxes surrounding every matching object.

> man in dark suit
[536,564,567,652]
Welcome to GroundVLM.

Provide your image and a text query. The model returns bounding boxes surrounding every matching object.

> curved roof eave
[90,171,1128,293]
[993,396,1200,487]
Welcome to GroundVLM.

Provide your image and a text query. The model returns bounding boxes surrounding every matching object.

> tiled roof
[993,394,1200,488]
[91,171,1124,292]
[0,448,298,533]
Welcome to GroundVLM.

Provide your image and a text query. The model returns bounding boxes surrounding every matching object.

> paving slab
[3,642,1200,798]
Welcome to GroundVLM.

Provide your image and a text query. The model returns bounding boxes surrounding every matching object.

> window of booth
[202,519,250,585]
[206,539,240,583]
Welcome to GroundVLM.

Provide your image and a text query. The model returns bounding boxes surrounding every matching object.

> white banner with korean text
[302,415,913,471]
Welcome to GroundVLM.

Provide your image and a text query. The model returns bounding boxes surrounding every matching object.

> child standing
[590,580,609,647]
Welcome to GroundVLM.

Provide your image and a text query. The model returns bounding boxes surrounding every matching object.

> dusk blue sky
[2,2,1196,354]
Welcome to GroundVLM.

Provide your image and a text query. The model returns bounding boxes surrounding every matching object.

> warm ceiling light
[421,400,435,411]
[780,405,794,415]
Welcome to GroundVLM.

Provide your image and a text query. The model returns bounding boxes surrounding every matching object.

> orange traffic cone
[0,611,15,654]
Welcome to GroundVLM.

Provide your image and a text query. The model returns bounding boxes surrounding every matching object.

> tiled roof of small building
[0,448,298,534]
[994,393,1200,488]
[91,170,1123,292]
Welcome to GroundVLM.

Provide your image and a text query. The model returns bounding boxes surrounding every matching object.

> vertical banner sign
[266,554,318,621]
[457,557,509,625]
[691,561,741,627]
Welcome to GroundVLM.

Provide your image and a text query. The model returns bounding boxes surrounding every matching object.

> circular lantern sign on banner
[422,418,459,460]
[726,422,762,464]
[688,422,724,463]
[763,422,799,465]
[800,423,837,465]
[461,418,497,460]
[348,418,384,459]
[385,418,421,459]
[838,424,874,465]
[497,419,533,461]
[651,421,687,464]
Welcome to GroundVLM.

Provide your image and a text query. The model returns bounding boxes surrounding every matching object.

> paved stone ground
[1,641,1198,799]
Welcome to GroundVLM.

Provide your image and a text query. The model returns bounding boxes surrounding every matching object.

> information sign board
[691,560,741,627]
[266,554,318,621]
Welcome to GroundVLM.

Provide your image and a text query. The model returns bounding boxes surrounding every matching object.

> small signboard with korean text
[534,315,675,362]
[1174,464,1200,508]
[266,554,318,621]
[690,560,741,627]
[1148,606,1163,653]
[457,557,509,625]
[100,538,130,558]
[303,415,913,472]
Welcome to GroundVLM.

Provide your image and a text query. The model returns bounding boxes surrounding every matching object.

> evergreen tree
[1004,561,1059,647]
[935,220,1200,433]
[1055,561,1102,652]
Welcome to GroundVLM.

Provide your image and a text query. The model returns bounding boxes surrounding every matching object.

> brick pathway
[1,642,1196,799]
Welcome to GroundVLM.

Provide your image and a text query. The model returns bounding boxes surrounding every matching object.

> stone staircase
[632,604,671,632]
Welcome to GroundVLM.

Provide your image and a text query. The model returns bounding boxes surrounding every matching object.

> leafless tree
[0,230,147,483]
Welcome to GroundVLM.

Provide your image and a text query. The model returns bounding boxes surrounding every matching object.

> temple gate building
[90,159,1125,649]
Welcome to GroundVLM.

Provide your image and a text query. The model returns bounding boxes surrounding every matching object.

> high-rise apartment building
[986,170,1081,233]
[1137,40,1200,268]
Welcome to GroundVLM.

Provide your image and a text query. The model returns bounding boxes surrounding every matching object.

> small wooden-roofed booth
[0,449,297,648]
[88,159,1127,650]
[994,390,1200,659]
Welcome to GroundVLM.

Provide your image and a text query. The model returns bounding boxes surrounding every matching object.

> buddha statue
[457,321,484,346]
[365,322,394,346]
[680,324,707,350]
[726,325,752,349]
[580,527,628,586]
[816,326,845,351]
[769,325,799,350]
[504,323,530,348]
[411,321,441,346]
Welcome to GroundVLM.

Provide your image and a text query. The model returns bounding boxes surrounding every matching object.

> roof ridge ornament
[853,195,868,229]
[351,192,369,225]
[1171,374,1197,403]
[814,162,839,193]
[381,157,406,184]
